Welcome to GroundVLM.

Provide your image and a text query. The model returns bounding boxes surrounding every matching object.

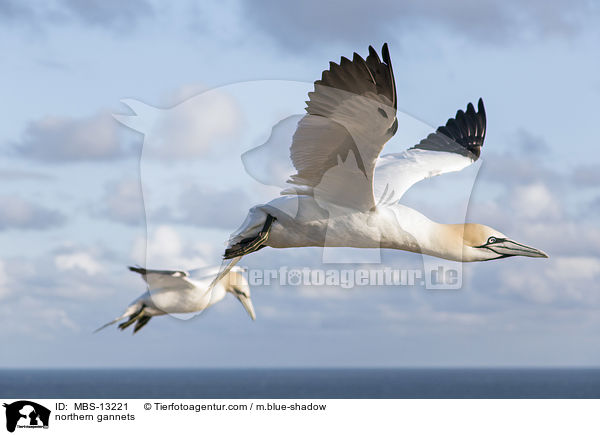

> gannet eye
[487,237,497,244]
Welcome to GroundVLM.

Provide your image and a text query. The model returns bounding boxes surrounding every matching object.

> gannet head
[224,271,256,320]
[461,223,548,261]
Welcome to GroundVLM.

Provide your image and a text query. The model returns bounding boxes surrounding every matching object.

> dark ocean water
[1,368,599,398]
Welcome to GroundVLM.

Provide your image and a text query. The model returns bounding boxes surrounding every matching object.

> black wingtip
[380,42,396,108]
[128,265,145,274]
[382,43,390,60]
[368,45,378,59]
[411,99,487,159]
[478,98,485,113]
[477,98,487,140]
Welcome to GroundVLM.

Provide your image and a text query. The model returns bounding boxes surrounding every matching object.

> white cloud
[99,178,145,225]
[3,245,132,303]
[0,297,78,337]
[0,0,153,32]
[34,304,78,332]
[546,256,600,302]
[115,89,241,160]
[15,111,129,162]
[523,221,600,257]
[0,169,53,181]
[549,256,600,281]
[510,182,561,220]
[146,225,181,259]
[379,305,486,327]
[499,256,600,304]
[131,225,213,270]
[55,252,103,275]
[0,195,65,230]
[0,260,10,300]
[243,0,597,49]
[501,267,557,304]
[572,164,600,186]
[165,84,209,106]
[159,184,250,229]
[59,0,153,31]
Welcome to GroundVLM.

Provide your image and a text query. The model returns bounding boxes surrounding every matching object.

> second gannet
[96,265,255,334]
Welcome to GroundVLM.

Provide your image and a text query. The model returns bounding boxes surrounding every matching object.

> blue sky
[1,0,599,368]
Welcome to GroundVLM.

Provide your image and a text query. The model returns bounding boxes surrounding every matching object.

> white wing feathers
[373,149,476,205]
[374,99,487,205]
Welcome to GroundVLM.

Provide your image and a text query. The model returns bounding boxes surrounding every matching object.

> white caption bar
[1,399,598,435]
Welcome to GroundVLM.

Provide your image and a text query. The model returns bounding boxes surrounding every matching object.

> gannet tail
[93,315,128,333]
[205,212,275,295]
[93,303,142,333]
[206,256,242,295]
[223,214,275,259]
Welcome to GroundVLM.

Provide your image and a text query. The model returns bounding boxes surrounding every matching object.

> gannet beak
[236,294,256,320]
[491,239,549,258]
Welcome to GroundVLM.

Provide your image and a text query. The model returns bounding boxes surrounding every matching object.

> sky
[1,0,599,368]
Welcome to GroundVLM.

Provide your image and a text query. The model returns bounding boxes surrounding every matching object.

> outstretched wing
[281,44,397,212]
[128,266,195,290]
[373,99,486,205]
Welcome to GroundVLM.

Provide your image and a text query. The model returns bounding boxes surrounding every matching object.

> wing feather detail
[283,44,397,212]
[128,266,195,290]
[374,99,487,205]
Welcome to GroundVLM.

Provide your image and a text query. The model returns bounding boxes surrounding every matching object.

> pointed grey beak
[236,294,256,320]
[493,240,549,258]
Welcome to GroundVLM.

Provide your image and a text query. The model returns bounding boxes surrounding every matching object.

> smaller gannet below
[95,265,255,334]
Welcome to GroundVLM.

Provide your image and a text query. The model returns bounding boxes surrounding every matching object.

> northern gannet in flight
[96,266,255,334]
[215,43,547,281]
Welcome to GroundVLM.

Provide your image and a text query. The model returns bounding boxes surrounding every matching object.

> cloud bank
[0,195,65,230]
[13,111,132,162]
[242,0,597,49]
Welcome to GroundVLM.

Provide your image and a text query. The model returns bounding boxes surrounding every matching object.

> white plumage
[96,266,254,334]
[210,43,547,291]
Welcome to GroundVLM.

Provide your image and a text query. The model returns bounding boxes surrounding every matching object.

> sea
[1,368,599,398]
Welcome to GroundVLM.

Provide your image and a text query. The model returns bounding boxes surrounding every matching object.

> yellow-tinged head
[454,223,548,261]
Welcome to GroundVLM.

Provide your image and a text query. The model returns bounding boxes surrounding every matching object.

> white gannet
[96,265,255,334]
[214,43,547,283]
